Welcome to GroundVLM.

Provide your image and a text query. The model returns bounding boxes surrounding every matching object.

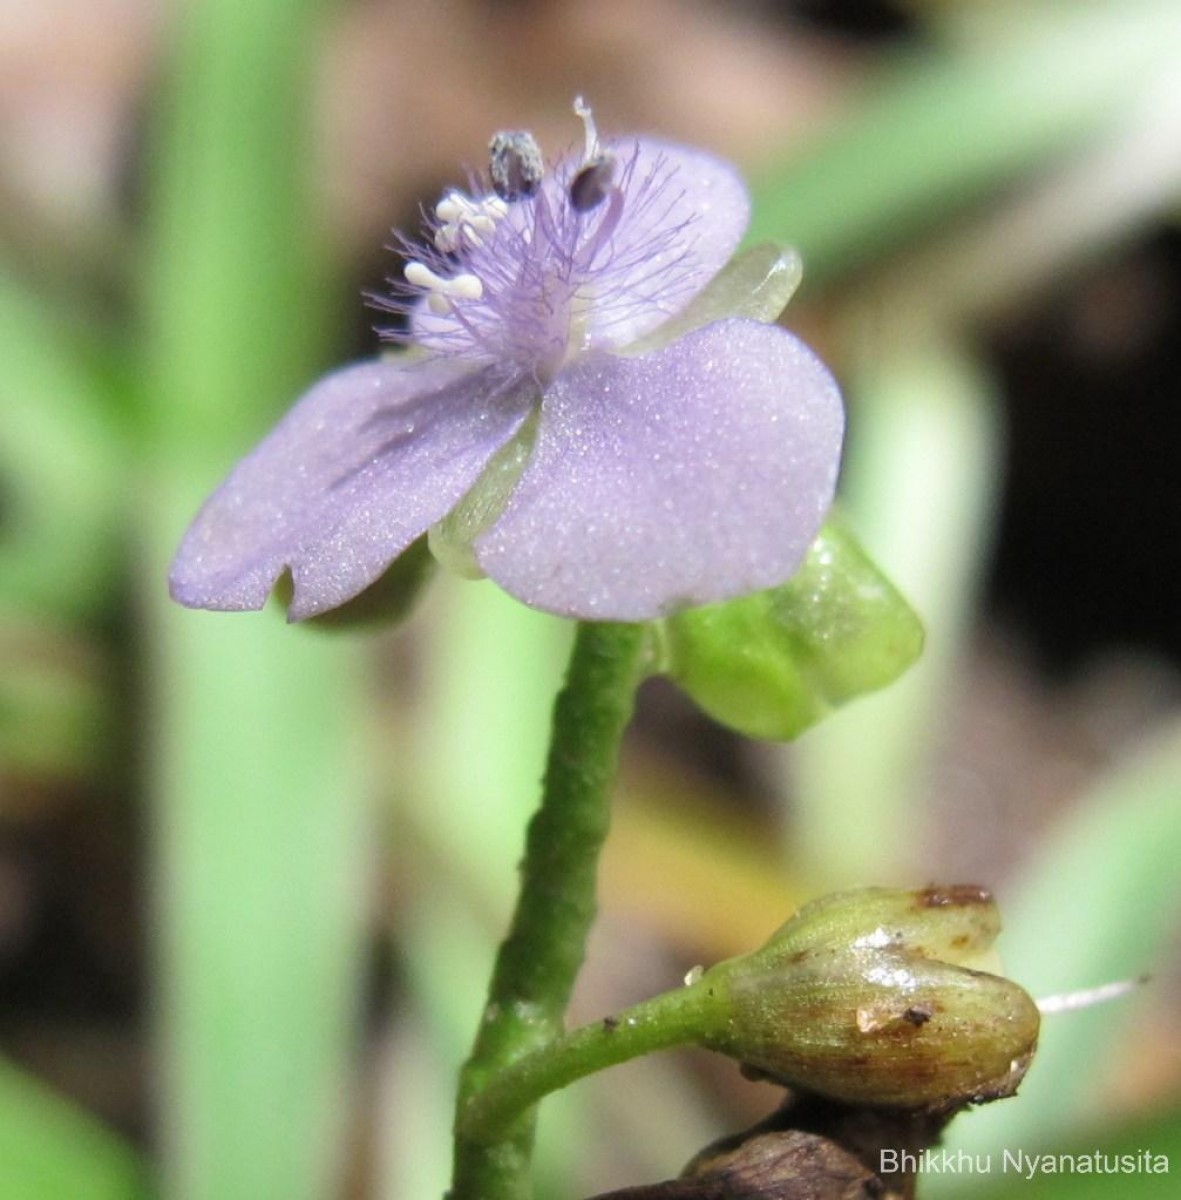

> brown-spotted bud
[693,886,1039,1110]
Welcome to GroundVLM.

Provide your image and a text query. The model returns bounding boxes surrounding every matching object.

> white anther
[432,189,508,253]
[427,293,452,316]
[447,273,484,300]
[405,260,485,306]
[404,261,445,290]
[434,227,461,254]
[573,96,600,161]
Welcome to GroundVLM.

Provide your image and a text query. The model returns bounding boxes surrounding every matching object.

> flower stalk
[460,979,708,1148]
[450,620,649,1200]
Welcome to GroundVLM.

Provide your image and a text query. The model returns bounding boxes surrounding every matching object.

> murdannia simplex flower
[170,101,844,621]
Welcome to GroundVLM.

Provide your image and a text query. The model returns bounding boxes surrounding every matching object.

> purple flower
[170,102,844,622]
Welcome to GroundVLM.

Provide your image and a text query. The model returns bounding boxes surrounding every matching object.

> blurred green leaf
[143,0,336,458]
[151,600,366,1200]
[0,1056,149,1200]
[751,0,1181,283]
[661,522,923,741]
[0,270,125,621]
[142,0,364,1197]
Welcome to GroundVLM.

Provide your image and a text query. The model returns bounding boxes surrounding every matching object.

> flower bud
[693,886,1039,1109]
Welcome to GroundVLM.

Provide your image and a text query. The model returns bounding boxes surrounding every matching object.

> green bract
[659,521,924,740]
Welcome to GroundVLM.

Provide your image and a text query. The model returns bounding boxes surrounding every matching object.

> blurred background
[2,0,1180,1197]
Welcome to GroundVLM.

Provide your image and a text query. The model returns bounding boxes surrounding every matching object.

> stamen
[446,274,484,300]
[489,130,544,202]
[405,261,485,316]
[432,190,508,253]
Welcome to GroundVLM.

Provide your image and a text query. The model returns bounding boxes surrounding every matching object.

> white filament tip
[573,96,599,161]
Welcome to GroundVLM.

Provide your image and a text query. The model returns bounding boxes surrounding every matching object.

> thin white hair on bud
[1036,975,1148,1016]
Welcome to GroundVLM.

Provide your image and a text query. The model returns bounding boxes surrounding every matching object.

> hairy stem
[450,620,649,1200]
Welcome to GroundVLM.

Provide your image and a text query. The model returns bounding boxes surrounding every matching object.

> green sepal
[659,520,924,740]
[429,409,540,580]
[621,242,803,358]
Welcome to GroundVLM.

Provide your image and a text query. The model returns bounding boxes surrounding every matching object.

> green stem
[461,982,709,1145]
[450,620,649,1200]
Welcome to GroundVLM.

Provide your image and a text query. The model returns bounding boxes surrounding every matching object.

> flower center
[391,98,669,376]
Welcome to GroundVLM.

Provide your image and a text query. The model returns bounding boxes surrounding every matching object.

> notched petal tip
[168,358,533,621]
[271,538,437,631]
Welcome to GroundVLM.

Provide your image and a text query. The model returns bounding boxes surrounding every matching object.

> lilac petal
[407,137,749,360]
[170,358,533,618]
[475,319,844,620]
[580,137,751,348]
